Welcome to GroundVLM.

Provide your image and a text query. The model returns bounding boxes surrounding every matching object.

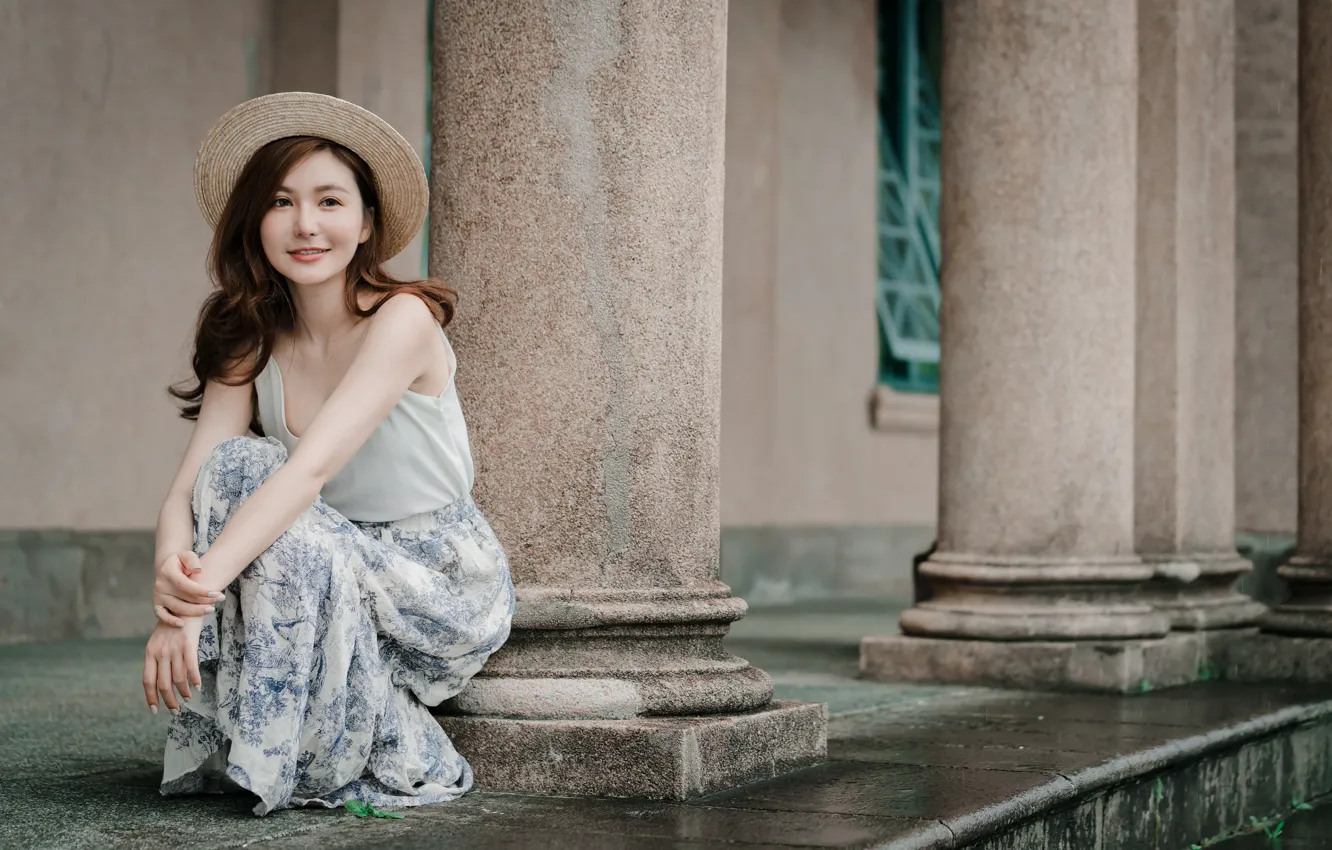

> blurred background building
[0,0,1298,643]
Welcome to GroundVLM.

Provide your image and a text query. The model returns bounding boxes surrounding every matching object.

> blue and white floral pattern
[159,436,513,816]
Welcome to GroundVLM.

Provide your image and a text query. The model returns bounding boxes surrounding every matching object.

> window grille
[877,0,942,393]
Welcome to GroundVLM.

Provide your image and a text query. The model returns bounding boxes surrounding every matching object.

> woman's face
[260,149,372,288]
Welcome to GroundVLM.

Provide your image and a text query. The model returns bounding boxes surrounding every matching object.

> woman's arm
[151,354,260,625]
[145,354,261,713]
[156,367,256,560]
[190,294,441,593]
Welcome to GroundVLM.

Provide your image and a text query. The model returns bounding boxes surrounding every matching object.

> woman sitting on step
[141,92,514,816]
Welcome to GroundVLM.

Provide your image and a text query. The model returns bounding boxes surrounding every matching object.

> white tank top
[254,327,476,522]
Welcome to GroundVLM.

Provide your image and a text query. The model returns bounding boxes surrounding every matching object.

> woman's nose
[294,203,318,236]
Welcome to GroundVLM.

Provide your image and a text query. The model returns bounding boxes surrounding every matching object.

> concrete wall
[719,0,938,603]
[0,0,429,536]
[721,0,939,531]
[0,0,430,642]
[1234,0,1298,535]
[337,1,430,280]
[721,0,782,529]
[272,0,430,280]
[0,0,271,531]
[1,0,933,539]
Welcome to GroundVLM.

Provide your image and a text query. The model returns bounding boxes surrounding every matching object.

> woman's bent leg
[159,437,505,816]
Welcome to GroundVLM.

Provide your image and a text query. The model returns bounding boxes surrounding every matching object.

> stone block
[1044,800,1099,850]
[859,629,1258,694]
[436,700,826,800]
[835,525,935,600]
[0,531,86,644]
[79,532,155,638]
[0,529,155,644]
[720,524,932,605]
[1220,632,1332,683]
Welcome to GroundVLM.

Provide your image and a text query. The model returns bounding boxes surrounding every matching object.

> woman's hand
[143,617,204,714]
[152,551,220,627]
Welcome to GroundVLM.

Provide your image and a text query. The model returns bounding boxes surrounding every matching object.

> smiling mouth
[289,249,329,256]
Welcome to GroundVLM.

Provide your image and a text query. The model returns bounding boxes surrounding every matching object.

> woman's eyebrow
[275,184,352,194]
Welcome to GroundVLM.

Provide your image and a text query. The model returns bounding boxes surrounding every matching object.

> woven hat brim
[194,92,428,260]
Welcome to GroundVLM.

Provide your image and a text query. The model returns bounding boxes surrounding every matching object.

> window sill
[869,384,939,434]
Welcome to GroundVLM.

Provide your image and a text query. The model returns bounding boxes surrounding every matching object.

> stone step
[4,633,1331,848]
[709,678,1332,849]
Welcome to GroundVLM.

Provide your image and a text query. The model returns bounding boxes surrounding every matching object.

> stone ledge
[960,706,1332,849]
[868,384,940,434]
[860,629,1258,694]
[435,700,827,800]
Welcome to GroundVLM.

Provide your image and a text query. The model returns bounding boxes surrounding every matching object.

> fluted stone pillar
[1134,0,1264,630]
[426,0,825,798]
[1264,0,1332,637]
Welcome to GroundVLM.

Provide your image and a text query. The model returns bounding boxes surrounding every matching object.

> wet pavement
[2,598,1330,849]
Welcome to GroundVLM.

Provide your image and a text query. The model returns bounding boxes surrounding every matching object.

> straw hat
[194,92,428,259]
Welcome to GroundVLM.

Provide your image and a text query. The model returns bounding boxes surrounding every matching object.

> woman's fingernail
[205,606,215,613]
[151,705,158,715]
[171,708,180,716]
[208,592,222,599]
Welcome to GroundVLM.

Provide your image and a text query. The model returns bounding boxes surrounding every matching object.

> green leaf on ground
[344,800,370,817]
[368,804,405,819]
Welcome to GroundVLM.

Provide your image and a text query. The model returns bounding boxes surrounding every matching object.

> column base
[860,629,1257,694]
[1139,553,1266,630]
[435,700,827,800]
[901,553,1172,640]
[1262,608,1332,635]
[1262,557,1332,636]
[1220,632,1332,683]
[445,584,775,719]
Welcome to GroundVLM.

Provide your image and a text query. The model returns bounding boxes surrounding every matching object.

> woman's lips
[288,249,329,263]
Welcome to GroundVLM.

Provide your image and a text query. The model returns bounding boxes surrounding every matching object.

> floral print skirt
[159,436,514,816]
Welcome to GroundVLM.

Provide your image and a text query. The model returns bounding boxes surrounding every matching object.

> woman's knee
[193,436,288,515]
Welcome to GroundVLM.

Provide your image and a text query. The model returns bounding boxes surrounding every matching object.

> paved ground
[2,599,1329,849]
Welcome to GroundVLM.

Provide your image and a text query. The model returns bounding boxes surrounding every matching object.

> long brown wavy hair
[170,136,455,436]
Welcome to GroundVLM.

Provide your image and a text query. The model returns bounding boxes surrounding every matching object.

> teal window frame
[876,0,943,394]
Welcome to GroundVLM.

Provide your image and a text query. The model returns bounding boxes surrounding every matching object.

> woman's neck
[287,278,361,347]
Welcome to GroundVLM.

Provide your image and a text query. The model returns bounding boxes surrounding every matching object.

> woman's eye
[273,198,292,207]
[320,198,342,207]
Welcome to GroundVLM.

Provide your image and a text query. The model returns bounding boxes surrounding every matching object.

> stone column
[1134,0,1264,629]
[427,0,825,798]
[861,1,1189,692]
[1264,0,1332,637]
[901,0,1166,641]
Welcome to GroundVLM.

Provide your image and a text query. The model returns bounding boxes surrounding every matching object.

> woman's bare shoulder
[369,291,440,334]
